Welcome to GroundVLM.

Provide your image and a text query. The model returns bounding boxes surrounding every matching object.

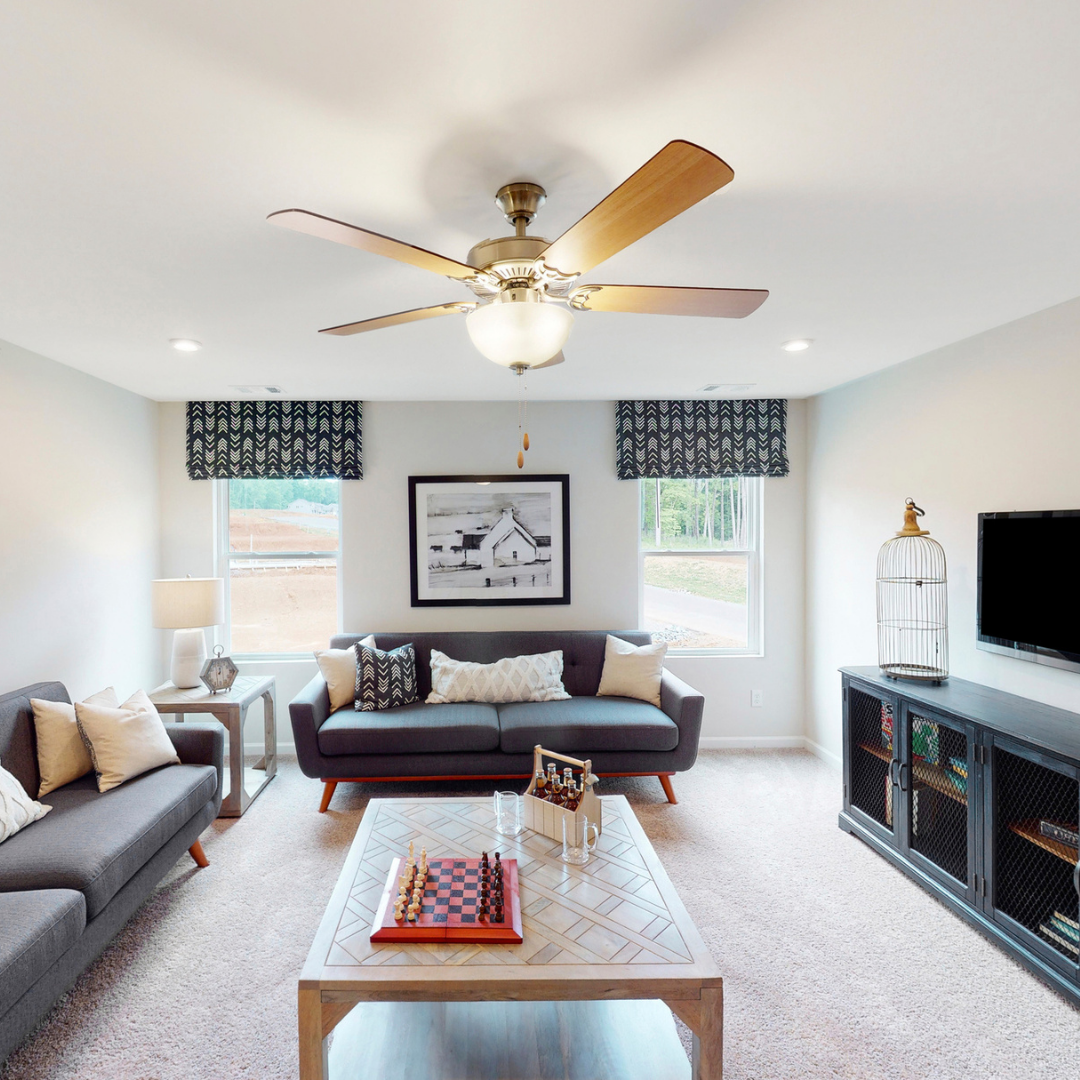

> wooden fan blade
[538,141,734,278]
[530,350,565,369]
[268,209,482,281]
[320,302,476,336]
[569,284,768,318]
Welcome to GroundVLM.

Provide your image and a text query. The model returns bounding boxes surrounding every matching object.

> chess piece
[393,900,405,920]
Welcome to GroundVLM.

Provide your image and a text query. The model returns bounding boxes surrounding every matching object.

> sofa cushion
[0,763,217,919]
[497,697,680,754]
[318,701,501,756]
[0,889,86,1016]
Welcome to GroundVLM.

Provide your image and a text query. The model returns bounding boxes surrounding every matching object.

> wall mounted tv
[977,510,1080,673]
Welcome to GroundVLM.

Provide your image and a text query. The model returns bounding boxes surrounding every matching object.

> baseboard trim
[698,736,807,750]
[804,737,842,769]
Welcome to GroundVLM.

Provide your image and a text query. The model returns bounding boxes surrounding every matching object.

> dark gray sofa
[289,631,704,812]
[0,681,223,1065]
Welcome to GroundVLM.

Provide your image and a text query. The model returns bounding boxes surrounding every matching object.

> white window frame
[214,479,342,660]
[638,476,764,657]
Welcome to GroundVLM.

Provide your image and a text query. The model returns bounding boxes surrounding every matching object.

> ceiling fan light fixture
[466,289,573,369]
[781,338,813,352]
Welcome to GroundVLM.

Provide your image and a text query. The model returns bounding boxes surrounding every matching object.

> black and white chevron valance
[616,399,788,479]
[186,400,362,480]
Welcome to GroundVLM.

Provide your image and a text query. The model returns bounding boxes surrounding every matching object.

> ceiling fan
[267,140,768,374]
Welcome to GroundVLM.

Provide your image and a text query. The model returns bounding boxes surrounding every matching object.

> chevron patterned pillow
[426,649,571,705]
[354,643,419,712]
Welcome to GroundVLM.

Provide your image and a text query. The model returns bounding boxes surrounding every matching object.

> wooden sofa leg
[319,780,338,813]
[189,840,209,868]
[658,774,678,805]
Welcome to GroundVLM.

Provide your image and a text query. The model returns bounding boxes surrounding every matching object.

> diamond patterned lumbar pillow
[0,760,51,844]
[354,643,419,712]
[426,650,571,705]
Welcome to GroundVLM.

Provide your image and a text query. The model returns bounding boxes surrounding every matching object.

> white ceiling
[2,1,1080,402]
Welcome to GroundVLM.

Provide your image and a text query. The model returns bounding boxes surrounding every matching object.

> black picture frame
[409,474,571,607]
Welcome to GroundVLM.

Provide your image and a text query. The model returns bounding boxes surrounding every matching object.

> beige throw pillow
[0,760,51,843]
[596,635,668,707]
[32,687,120,797]
[427,650,571,704]
[75,690,181,793]
[315,635,375,711]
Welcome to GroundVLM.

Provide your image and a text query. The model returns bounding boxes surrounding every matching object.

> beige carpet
[2,750,1079,1080]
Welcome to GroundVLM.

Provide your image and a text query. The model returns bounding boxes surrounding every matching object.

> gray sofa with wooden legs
[0,682,223,1065]
[289,630,705,812]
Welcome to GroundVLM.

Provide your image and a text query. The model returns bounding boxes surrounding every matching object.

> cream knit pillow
[75,690,181,793]
[32,687,120,797]
[426,650,571,705]
[595,635,668,707]
[315,635,375,711]
[0,760,51,843]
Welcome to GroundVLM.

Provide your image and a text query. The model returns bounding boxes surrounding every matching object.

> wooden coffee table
[299,796,723,1080]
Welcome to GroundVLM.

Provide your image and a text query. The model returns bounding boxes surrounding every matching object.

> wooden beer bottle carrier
[522,745,602,841]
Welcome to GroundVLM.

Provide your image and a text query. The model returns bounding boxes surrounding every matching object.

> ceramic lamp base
[170,627,208,689]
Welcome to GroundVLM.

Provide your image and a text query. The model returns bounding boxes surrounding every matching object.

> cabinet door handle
[1074,859,1079,898]
[889,760,899,786]
[898,762,910,792]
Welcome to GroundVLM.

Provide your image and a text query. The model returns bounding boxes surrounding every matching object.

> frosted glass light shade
[152,577,225,629]
[466,296,573,368]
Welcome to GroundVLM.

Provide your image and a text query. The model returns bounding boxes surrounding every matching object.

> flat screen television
[977,510,1080,672]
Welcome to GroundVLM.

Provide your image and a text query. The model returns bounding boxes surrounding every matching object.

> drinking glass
[494,790,523,836]
[561,814,599,865]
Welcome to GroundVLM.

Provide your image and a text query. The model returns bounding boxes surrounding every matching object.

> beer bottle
[564,778,580,812]
[550,773,565,807]
[534,769,548,800]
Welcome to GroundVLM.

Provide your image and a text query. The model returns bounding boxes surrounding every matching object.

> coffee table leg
[299,988,328,1080]
[667,985,723,1080]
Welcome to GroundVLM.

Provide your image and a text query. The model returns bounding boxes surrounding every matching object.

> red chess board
[370,857,523,944]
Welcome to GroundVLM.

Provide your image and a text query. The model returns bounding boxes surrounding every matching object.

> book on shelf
[947,756,967,779]
[1038,820,1079,849]
[1053,910,1079,932]
[1049,914,1080,944]
[1039,922,1080,957]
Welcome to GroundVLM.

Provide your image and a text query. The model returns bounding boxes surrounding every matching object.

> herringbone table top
[303,796,720,994]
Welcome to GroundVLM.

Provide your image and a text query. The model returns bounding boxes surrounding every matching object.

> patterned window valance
[616,399,788,479]
[186,400,362,480]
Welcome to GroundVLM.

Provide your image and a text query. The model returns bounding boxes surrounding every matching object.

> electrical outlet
[751,689,763,707]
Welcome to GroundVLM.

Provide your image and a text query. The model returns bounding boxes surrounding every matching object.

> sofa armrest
[659,669,705,764]
[165,722,224,813]
[289,674,333,779]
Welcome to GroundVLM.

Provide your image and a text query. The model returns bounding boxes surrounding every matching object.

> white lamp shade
[152,577,225,629]
[466,297,573,368]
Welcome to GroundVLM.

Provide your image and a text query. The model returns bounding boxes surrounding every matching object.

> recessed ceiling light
[781,338,813,352]
[229,384,285,395]
[170,338,202,352]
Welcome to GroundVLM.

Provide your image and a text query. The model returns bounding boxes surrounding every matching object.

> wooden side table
[150,675,276,818]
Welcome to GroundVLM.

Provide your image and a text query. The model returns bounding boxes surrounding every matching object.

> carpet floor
[2,750,1079,1079]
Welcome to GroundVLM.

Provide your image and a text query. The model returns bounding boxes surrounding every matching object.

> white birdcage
[876,499,948,683]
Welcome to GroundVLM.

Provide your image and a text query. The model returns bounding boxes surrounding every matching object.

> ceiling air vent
[698,383,756,394]
[229,384,285,396]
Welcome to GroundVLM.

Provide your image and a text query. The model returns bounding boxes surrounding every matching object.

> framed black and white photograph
[409,475,571,607]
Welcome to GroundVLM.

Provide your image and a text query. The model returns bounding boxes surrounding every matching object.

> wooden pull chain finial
[517,450,524,469]
[523,432,530,451]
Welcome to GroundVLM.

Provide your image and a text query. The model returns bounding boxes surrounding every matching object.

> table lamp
[152,577,226,688]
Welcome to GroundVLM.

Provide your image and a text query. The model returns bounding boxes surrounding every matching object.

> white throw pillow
[315,635,375,711]
[75,690,181,793]
[32,687,120,797]
[596,635,668,707]
[426,650,571,705]
[0,759,51,843]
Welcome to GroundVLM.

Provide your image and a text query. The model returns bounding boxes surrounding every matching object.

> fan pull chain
[522,369,529,452]
[516,368,524,469]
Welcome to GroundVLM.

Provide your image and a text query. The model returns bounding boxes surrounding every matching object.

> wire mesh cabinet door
[843,678,902,847]
[898,703,977,903]
[984,735,1080,981]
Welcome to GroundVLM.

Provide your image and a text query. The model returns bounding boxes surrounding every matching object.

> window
[218,478,340,656]
[640,477,762,654]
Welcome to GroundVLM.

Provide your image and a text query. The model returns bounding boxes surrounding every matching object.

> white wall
[668,398,807,746]
[158,398,808,749]
[0,338,159,699]
[340,401,639,632]
[805,296,1080,763]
